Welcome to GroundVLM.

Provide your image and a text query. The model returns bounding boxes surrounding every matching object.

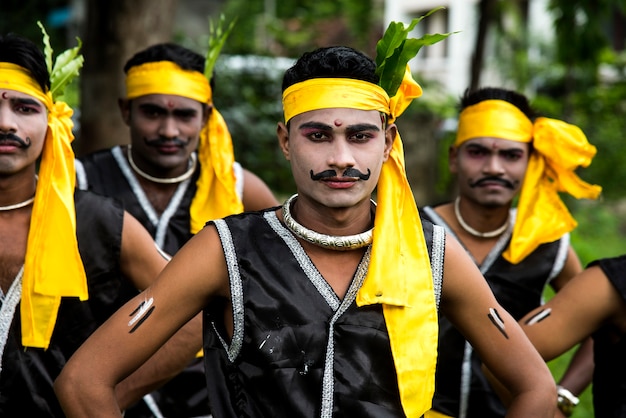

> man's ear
[277,122,290,161]
[383,124,397,161]
[118,98,131,125]
[203,105,212,125]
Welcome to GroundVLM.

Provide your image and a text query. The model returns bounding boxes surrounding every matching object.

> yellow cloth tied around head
[0,63,88,349]
[455,99,602,264]
[282,67,437,417]
[126,61,243,233]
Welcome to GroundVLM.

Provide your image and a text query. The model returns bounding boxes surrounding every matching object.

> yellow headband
[454,99,602,263]
[282,69,438,417]
[455,99,533,146]
[0,63,88,349]
[125,60,242,232]
[125,61,212,103]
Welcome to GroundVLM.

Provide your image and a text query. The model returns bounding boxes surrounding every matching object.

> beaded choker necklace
[127,145,197,184]
[454,197,509,238]
[282,194,373,251]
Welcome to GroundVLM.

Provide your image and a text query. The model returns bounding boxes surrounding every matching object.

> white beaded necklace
[453,197,509,238]
[282,194,373,251]
[127,145,197,184]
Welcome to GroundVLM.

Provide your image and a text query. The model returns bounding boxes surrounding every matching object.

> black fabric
[79,148,211,418]
[0,190,133,417]
[422,206,563,418]
[203,209,437,418]
[589,255,626,417]
[78,148,199,256]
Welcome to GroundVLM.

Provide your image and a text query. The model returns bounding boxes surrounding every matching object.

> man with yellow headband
[75,42,278,417]
[56,46,556,418]
[420,87,601,418]
[0,32,202,416]
[76,42,277,256]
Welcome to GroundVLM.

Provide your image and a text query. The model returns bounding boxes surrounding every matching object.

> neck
[453,197,510,239]
[126,145,197,184]
[0,171,37,207]
[282,194,374,251]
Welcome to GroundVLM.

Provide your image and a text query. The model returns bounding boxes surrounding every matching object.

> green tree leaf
[205,14,237,82]
[375,7,454,97]
[36,21,84,100]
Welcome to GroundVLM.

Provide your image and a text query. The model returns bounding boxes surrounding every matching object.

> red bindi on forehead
[1,91,9,100]
[334,119,343,127]
[167,100,175,109]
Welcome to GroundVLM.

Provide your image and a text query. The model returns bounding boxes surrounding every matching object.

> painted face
[278,107,393,209]
[0,88,47,176]
[450,136,529,207]
[121,93,207,175]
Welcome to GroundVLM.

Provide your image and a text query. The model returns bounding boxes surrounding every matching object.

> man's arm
[440,235,556,417]
[54,224,230,417]
[548,245,593,415]
[241,168,280,211]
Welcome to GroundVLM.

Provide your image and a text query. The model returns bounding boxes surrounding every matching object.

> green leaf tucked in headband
[204,14,237,83]
[375,7,454,97]
[37,21,84,101]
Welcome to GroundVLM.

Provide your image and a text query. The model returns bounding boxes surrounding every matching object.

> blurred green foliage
[212,55,296,197]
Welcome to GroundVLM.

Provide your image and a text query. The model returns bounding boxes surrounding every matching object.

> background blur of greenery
[3,1,626,416]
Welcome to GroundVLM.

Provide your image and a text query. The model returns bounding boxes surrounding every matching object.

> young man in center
[56,46,556,417]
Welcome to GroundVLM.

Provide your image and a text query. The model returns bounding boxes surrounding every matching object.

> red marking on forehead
[334,119,343,127]
[167,100,175,109]
[1,91,8,100]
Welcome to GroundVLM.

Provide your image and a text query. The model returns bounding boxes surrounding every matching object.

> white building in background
[384,0,554,96]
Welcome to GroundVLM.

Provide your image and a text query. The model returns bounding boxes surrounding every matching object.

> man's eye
[309,132,328,140]
[350,133,371,142]
[467,148,487,157]
[16,105,39,114]
[503,152,522,161]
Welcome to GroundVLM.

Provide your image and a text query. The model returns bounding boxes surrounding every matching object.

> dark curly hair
[0,33,50,92]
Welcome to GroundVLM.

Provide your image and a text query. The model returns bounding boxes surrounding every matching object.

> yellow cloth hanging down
[455,99,602,264]
[125,61,243,233]
[0,62,87,349]
[282,67,438,418]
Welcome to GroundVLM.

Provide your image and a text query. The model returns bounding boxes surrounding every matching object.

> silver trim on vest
[112,146,192,249]
[0,266,24,376]
[212,219,245,362]
[431,225,445,310]
[265,211,340,310]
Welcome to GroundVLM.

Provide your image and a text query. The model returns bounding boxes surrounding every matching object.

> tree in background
[219,0,382,57]
[76,0,178,156]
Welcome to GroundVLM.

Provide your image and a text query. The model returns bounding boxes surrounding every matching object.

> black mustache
[0,133,31,148]
[144,137,189,147]
[470,176,516,189]
[310,167,371,181]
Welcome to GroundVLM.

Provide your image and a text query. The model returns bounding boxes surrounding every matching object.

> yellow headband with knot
[455,99,602,263]
[0,62,88,349]
[282,67,438,418]
[125,61,243,233]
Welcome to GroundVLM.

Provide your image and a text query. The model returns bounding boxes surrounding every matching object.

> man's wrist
[556,385,579,417]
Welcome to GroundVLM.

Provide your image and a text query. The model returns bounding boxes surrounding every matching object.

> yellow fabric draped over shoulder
[282,67,438,417]
[455,99,602,264]
[125,61,243,233]
[0,62,88,349]
[505,117,601,263]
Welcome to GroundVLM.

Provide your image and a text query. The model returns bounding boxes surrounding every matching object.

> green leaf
[36,22,84,100]
[50,41,84,99]
[36,21,53,75]
[375,7,456,97]
[205,14,237,82]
